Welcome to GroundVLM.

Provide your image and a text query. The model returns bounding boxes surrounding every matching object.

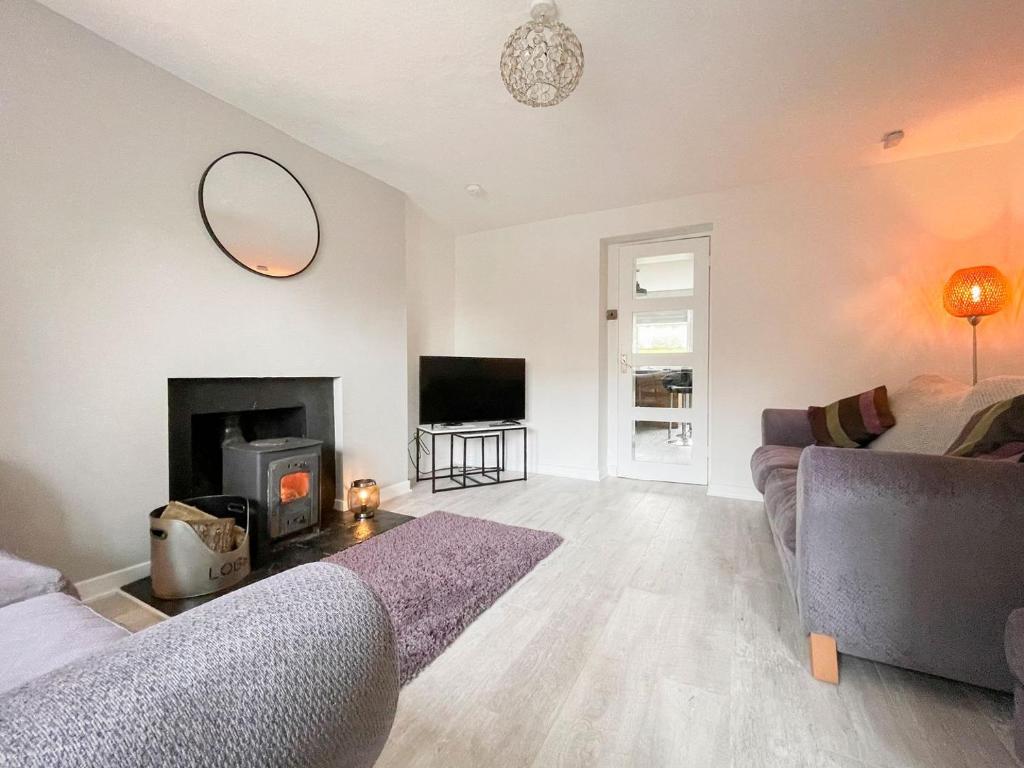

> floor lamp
[942,266,1011,385]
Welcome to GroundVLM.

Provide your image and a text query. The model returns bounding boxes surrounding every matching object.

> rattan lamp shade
[942,266,1011,318]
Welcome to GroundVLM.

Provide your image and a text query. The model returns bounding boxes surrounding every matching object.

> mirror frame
[198,151,321,279]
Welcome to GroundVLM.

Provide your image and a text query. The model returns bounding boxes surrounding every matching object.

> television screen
[419,356,526,425]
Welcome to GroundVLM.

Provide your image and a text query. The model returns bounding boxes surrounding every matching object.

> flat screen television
[419,356,526,425]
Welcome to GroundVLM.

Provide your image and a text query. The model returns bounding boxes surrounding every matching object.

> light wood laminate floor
[93,475,1020,767]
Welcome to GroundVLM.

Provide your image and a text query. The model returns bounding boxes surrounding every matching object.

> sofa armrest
[761,408,815,448]
[0,563,399,768]
[797,446,1024,691]
[0,550,78,609]
[1006,608,1024,684]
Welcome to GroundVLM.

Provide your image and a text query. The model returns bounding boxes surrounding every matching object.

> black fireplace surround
[124,375,410,616]
[167,377,338,525]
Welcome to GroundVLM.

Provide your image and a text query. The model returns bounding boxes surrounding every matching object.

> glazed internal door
[615,236,709,483]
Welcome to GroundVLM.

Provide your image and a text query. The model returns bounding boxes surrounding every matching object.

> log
[162,501,237,554]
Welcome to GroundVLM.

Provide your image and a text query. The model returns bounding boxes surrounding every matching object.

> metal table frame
[415,424,528,493]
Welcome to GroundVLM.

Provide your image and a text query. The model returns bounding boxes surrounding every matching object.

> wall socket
[606,309,618,320]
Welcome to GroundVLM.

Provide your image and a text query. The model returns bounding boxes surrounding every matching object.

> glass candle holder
[348,479,380,520]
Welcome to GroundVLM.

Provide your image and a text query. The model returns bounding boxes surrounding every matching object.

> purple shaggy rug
[323,511,562,685]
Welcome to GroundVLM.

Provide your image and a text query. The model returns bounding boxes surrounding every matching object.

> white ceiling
[36,0,1024,234]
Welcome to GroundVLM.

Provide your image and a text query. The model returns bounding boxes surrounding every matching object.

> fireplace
[167,377,337,564]
[124,375,418,617]
[223,437,322,559]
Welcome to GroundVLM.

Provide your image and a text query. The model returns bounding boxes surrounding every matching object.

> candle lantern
[347,479,380,520]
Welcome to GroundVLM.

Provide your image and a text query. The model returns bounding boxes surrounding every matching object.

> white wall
[404,202,456,469]
[1011,132,1024,272]
[454,218,605,480]
[454,140,1023,494]
[0,0,409,581]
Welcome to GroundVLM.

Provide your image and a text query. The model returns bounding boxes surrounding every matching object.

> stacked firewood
[161,501,245,553]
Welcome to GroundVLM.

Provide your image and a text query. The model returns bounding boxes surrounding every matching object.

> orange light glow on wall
[942,265,1011,318]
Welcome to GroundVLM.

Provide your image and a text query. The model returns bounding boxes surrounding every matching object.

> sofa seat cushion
[0,593,129,695]
[763,468,798,553]
[751,445,803,493]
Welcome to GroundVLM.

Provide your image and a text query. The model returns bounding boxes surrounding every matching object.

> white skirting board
[534,464,602,482]
[603,468,761,500]
[75,560,151,602]
[706,484,763,502]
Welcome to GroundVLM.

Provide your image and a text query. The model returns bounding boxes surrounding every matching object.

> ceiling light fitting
[500,0,584,108]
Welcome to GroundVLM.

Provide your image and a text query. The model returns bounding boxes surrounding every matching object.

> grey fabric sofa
[752,408,1024,691]
[1005,609,1024,759]
[0,560,399,768]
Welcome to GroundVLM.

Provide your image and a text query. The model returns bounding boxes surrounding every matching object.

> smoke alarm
[882,130,904,149]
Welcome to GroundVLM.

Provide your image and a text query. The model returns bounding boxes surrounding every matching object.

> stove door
[267,454,320,538]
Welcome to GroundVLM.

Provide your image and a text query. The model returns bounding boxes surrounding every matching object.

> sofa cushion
[750,445,803,493]
[0,593,128,695]
[808,386,895,448]
[763,468,798,553]
[0,550,78,609]
[946,394,1024,461]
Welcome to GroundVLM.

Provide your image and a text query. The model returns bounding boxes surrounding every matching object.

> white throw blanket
[870,374,1024,455]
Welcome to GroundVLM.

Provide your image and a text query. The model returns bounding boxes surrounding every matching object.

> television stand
[415,423,527,493]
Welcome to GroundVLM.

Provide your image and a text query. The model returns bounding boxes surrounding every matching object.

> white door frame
[606,235,710,484]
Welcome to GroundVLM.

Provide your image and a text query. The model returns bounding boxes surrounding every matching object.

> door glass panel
[633,310,693,354]
[632,420,693,464]
[633,367,694,408]
[634,252,694,299]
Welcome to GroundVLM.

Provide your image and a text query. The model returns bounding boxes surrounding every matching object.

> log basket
[149,495,251,599]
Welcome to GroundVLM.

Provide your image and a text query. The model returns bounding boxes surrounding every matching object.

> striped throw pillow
[945,394,1024,461]
[808,386,895,448]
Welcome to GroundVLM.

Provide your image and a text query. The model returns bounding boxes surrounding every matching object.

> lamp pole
[969,316,981,386]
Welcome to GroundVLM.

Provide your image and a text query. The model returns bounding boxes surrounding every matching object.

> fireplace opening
[187,407,306,498]
[168,377,338,562]
[280,471,311,503]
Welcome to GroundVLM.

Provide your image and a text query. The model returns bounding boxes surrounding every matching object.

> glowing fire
[280,472,310,503]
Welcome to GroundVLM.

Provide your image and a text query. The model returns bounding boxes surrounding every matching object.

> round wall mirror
[199,151,320,278]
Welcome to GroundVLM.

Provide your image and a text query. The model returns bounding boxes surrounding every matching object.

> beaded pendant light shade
[500,0,584,108]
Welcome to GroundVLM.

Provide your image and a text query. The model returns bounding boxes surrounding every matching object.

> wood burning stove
[222,437,322,564]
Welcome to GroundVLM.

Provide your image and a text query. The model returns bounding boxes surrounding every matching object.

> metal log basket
[149,495,251,599]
